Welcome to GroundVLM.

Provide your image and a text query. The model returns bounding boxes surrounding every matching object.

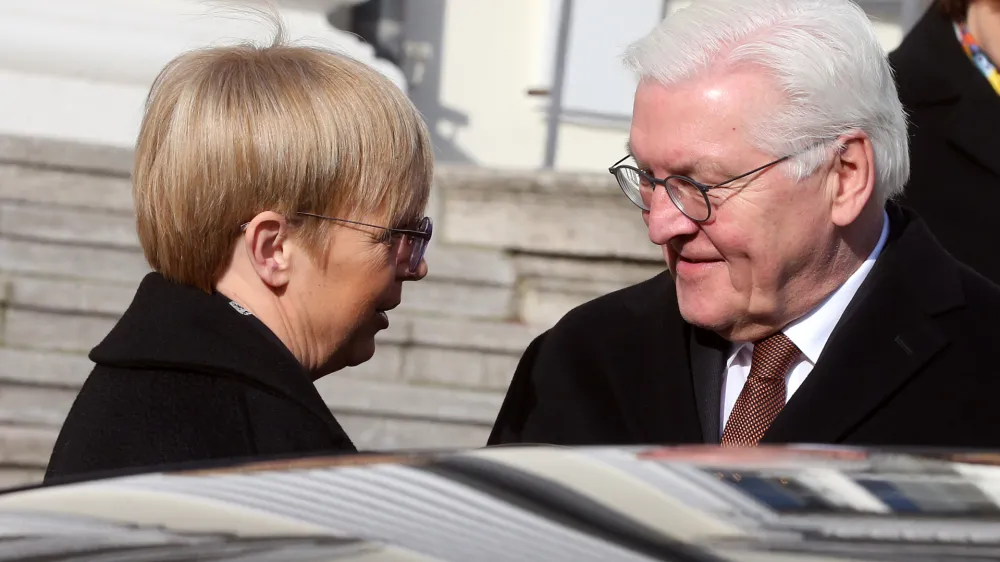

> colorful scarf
[955,21,1000,96]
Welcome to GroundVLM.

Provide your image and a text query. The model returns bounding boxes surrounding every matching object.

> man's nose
[646,185,699,245]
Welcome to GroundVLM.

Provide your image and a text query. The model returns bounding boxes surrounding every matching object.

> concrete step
[397,279,514,320]
[0,134,129,171]
[6,275,138,317]
[317,376,501,426]
[0,347,91,388]
[0,201,138,248]
[513,254,665,285]
[0,424,57,467]
[0,468,44,489]
[4,309,116,354]
[337,413,489,450]
[397,346,519,391]
[423,244,515,287]
[340,342,519,392]
[0,383,77,427]
[383,314,539,354]
[436,166,662,261]
[0,162,132,213]
[0,239,148,284]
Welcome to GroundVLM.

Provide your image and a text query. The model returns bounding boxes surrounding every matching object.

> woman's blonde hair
[133,22,433,291]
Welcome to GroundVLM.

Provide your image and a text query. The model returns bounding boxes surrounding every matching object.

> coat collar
[90,273,337,426]
[761,203,964,444]
[891,6,1000,178]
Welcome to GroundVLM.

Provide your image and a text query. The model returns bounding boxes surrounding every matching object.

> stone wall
[0,134,665,487]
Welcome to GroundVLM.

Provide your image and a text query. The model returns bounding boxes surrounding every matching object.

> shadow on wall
[342,0,474,164]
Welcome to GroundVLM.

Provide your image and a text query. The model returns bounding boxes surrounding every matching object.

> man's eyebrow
[692,158,728,178]
[625,139,730,179]
[624,140,649,168]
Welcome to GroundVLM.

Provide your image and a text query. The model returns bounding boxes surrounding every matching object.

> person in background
[490,0,1000,449]
[44,22,434,482]
[891,0,1000,283]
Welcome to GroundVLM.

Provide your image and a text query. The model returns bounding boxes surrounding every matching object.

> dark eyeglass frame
[608,153,791,222]
[240,212,433,274]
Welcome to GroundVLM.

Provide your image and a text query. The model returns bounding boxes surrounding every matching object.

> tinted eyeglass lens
[665,176,711,221]
[409,217,432,273]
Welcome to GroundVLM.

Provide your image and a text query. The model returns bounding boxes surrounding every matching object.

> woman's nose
[397,254,428,281]
[410,259,428,280]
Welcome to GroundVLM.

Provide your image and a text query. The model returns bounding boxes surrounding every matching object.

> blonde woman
[45,32,433,482]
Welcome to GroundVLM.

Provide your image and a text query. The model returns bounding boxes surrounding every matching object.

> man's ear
[829,131,877,227]
[241,211,293,290]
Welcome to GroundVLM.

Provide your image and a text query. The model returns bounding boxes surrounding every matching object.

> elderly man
[489,0,1000,448]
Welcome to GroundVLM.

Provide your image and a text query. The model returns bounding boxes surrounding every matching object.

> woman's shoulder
[70,365,252,428]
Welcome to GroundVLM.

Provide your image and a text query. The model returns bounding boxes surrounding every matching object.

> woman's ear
[242,211,293,289]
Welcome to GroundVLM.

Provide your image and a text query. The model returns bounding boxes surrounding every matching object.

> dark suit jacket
[489,204,1000,448]
[45,272,356,484]
[891,6,1000,284]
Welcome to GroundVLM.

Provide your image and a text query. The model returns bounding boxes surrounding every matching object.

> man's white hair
[624,0,909,204]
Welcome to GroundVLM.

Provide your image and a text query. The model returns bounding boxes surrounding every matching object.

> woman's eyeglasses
[296,212,432,274]
[240,212,433,274]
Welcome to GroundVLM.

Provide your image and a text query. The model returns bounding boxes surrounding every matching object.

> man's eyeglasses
[240,212,433,274]
[608,154,791,222]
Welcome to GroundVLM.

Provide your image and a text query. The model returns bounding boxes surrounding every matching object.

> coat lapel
[689,327,727,444]
[762,206,964,444]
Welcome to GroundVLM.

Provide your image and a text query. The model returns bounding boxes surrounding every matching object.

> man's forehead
[628,73,775,174]
[626,137,730,177]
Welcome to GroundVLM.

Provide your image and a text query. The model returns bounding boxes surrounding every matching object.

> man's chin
[677,293,733,336]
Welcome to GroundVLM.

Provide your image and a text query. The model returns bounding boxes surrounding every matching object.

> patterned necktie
[721,332,801,447]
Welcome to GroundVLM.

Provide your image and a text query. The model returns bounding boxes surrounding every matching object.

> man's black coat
[490,205,1000,449]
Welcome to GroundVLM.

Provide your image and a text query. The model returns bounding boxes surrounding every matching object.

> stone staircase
[0,134,665,487]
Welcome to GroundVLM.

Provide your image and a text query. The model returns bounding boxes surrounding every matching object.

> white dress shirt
[720,211,890,437]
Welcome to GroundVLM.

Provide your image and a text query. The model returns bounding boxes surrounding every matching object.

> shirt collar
[728,210,890,365]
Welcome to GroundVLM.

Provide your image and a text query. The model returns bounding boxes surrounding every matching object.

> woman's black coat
[44,272,356,483]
